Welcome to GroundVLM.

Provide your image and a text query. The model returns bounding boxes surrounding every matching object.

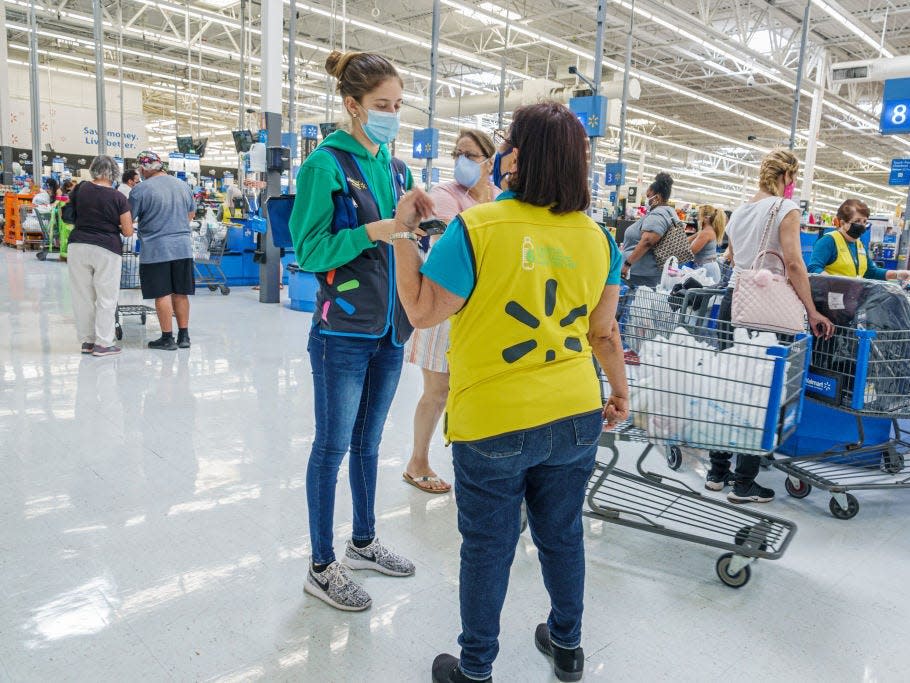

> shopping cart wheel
[734,525,768,552]
[715,553,751,588]
[784,477,811,499]
[36,251,47,261]
[115,323,123,341]
[828,494,859,520]
[220,285,230,295]
[208,284,218,291]
[665,446,683,471]
[881,448,904,474]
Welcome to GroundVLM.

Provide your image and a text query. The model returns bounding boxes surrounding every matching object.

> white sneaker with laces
[344,538,415,577]
[303,561,372,611]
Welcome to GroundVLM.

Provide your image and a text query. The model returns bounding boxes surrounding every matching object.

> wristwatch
[391,232,418,242]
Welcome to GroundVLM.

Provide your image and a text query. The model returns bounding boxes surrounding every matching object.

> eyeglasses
[492,129,512,149]
[452,150,488,162]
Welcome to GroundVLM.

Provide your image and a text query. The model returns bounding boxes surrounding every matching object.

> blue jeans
[452,411,601,680]
[306,329,404,565]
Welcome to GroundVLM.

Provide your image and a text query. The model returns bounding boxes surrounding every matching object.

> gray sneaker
[344,538,415,577]
[303,561,372,612]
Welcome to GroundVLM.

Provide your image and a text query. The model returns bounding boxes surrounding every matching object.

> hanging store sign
[412,128,440,160]
[881,78,910,135]
[604,162,626,187]
[888,158,910,186]
[301,124,319,141]
[421,167,440,184]
[569,96,608,137]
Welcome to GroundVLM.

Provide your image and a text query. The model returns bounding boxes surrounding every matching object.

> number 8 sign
[881,78,910,135]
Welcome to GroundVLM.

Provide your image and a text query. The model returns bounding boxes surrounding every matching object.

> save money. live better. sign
[82,127,142,151]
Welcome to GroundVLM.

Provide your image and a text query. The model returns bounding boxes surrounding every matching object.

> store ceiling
[4,0,910,213]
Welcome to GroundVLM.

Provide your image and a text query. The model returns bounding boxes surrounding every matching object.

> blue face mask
[492,148,513,189]
[361,108,401,145]
[454,155,483,189]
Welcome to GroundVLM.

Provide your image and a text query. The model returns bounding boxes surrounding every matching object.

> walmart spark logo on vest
[520,236,577,271]
[502,278,586,364]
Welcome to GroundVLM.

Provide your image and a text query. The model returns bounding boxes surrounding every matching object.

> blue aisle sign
[412,128,440,159]
[881,78,910,135]
[569,96,608,137]
[604,162,626,186]
[281,132,298,160]
[421,167,440,184]
[889,158,910,186]
[301,124,319,141]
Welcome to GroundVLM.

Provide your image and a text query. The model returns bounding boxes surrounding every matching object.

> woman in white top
[705,149,833,505]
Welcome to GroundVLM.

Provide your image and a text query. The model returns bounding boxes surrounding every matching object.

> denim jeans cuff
[350,534,374,543]
[311,554,335,567]
[458,664,492,681]
[549,633,581,650]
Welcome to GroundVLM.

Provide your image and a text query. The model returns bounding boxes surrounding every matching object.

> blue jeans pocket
[465,432,525,459]
[573,413,603,446]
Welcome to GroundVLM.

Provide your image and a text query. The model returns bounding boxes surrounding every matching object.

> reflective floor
[1,246,909,682]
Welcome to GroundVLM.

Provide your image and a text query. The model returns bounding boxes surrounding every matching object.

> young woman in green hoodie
[289,49,417,612]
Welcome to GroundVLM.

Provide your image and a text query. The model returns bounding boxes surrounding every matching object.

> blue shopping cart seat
[265,195,296,250]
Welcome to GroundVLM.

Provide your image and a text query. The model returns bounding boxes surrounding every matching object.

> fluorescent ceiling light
[810,0,894,59]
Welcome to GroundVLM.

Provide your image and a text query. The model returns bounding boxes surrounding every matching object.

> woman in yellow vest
[809,199,910,281]
[391,102,629,683]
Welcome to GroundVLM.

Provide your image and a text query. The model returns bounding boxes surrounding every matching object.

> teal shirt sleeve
[288,154,375,273]
[421,216,475,299]
[808,234,837,274]
[603,228,623,285]
[865,260,889,280]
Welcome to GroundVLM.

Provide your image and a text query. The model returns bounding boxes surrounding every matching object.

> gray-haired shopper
[67,155,135,357]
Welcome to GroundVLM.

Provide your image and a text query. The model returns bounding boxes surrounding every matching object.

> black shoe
[704,471,735,491]
[727,481,775,504]
[148,335,178,351]
[431,654,490,683]
[535,623,584,682]
[177,332,191,349]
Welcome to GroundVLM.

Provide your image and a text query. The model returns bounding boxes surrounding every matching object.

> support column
[426,0,441,190]
[789,1,811,151]
[497,13,510,129]
[259,0,283,304]
[29,0,41,183]
[0,0,14,183]
[615,0,635,216]
[288,0,297,192]
[800,50,826,205]
[590,0,606,194]
[93,0,107,156]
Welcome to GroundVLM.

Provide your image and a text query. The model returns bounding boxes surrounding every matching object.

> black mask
[847,222,867,239]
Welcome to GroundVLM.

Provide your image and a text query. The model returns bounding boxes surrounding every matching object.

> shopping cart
[772,323,910,519]
[588,286,809,588]
[116,237,157,340]
[193,221,230,295]
[33,208,59,261]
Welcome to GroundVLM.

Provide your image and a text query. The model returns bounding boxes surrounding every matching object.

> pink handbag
[731,199,807,335]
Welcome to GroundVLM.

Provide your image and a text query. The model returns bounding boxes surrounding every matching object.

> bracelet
[391,232,418,242]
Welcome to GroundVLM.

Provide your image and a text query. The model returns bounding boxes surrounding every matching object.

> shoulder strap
[312,146,354,196]
[753,198,785,271]
[390,158,408,197]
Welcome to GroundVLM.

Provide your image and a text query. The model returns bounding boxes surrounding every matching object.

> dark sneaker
[431,654,491,683]
[303,561,371,612]
[177,332,191,349]
[705,471,735,491]
[81,343,94,354]
[728,482,775,504]
[535,623,584,682]
[91,345,121,357]
[344,538,415,577]
[148,335,178,351]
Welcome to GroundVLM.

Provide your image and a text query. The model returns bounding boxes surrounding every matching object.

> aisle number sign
[881,78,910,135]
[604,162,626,186]
[889,159,910,186]
[412,128,439,159]
[301,125,319,141]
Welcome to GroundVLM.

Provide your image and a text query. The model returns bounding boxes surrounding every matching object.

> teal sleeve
[808,235,837,274]
[865,261,889,280]
[420,216,475,299]
[288,159,375,273]
[603,228,623,285]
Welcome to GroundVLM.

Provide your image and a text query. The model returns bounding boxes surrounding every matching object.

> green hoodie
[288,130,413,273]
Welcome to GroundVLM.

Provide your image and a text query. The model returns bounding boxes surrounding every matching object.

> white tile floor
[1,246,909,683]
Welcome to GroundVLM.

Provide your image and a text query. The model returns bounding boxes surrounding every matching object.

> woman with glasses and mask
[288,49,416,613]
[403,129,499,495]
[808,199,910,282]
[390,101,629,683]
[620,172,677,287]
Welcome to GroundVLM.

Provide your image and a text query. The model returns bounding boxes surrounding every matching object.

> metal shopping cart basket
[772,324,910,520]
[33,208,59,261]
[587,286,810,588]
[193,221,230,295]
[116,237,157,340]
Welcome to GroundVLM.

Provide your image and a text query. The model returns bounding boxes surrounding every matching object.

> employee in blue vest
[808,199,910,281]
[288,49,416,612]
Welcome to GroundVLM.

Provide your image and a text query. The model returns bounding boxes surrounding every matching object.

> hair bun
[655,171,673,189]
[325,50,344,78]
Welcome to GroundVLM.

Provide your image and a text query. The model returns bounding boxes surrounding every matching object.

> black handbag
[60,183,79,224]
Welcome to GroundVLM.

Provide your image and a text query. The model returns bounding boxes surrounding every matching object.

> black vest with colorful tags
[312,147,413,346]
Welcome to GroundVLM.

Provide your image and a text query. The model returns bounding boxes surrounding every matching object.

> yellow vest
[445,198,615,442]
[825,230,867,278]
